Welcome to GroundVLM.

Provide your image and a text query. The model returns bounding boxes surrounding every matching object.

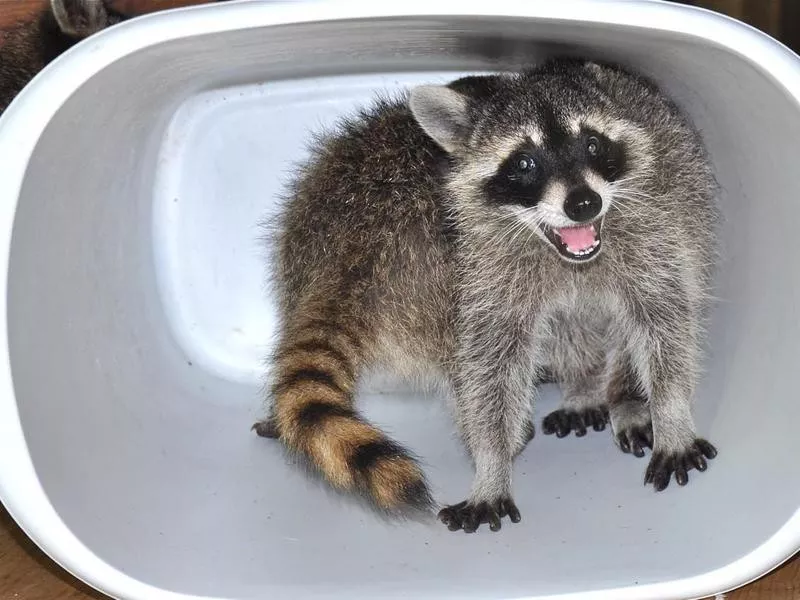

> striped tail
[253,322,434,515]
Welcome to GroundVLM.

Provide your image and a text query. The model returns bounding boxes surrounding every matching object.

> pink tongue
[556,225,596,251]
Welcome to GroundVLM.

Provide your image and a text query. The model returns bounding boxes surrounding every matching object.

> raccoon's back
[273,95,453,310]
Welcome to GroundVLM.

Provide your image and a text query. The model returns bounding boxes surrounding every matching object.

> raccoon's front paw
[438,497,521,533]
[644,439,717,491]
[542,406,608,438]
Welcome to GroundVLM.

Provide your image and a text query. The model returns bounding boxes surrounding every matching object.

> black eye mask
[484,148,548,208]
[583,129,627,181]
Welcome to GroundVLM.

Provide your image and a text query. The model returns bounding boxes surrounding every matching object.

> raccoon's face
[482,123,626,262]
[410,65,651,264]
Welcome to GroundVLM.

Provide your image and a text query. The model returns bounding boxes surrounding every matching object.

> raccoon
[254,58,719,533]
[0,0,123,114]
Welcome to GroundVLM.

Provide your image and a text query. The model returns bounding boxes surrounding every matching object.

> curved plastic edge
[0,1,796,599]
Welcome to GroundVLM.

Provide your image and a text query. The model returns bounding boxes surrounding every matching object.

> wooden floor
[0,1,797,598]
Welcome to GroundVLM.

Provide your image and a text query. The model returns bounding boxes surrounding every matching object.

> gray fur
[264,58,719,531]
[0,0,121,114]
[50,0,121,39]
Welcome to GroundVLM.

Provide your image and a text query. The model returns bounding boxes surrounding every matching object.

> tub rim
[0,1,797,598]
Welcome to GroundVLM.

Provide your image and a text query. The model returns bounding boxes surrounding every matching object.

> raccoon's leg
[606,354,653,458]
[50,0,123,39]
[540,318,610,438]
[253,312,434,515]
[438,318,534,533]
[541,369,609,438]
[627,300,717,491]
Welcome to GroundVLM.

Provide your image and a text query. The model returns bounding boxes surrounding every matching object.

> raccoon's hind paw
[609,396,653,457]
[614,423,653,458]
[542,406,608,438]
[251,418,279,439]
[438,496,521,533]
[644,438,717,491]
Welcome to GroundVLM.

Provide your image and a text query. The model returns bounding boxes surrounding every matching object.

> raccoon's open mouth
[542,218,604,262]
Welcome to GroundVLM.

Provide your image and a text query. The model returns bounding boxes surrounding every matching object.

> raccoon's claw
[542,407,608,438]
[644,438,717,491]
[251,418,279,439]
[438,497,521,533]
[615,423,653,458]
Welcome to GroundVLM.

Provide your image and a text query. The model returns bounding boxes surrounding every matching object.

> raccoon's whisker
[609,194,653,219]
[610,175,646,186]
[509,220,535,247]
[612,189,653,201]
[493,215,520,238]
[611,192,655,208]
[499,218,532,246]
[610,202,647,220]
[494,211,545,248]
[610,184,651,196]
[610,172,651,187]
[609,201,631,217]
[495,211,528,224]
[490,217,524,243]
[611,181,657,195]
[520,212,551,233]
[495,219,519,237]
[611,195,646,207]
[609,180,651,193]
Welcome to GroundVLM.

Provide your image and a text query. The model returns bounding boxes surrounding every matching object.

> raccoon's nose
[563,186,602,223]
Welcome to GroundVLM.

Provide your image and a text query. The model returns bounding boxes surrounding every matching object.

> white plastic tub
[0,0,798,598]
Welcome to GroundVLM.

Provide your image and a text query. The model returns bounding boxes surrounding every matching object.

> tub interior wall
[7,13,800,600]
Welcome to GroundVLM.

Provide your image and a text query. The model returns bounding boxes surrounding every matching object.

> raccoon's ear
[409,85,471,154]
[446,75,503,102]
[50,0,122,39]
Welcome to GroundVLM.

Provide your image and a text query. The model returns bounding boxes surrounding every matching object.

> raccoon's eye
[587,136,601,156]
[514,154,536,173]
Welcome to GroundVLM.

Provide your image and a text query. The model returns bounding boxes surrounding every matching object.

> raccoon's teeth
[566,239,601,256]
[565,240,601,257]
